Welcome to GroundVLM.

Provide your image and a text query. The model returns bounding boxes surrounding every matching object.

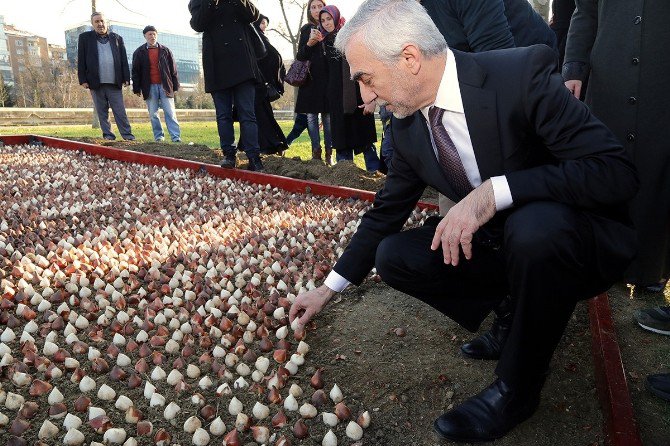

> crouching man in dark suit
[289,0,638,442]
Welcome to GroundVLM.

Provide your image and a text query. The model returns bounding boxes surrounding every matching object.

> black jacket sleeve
[168,48,180,92]
[189,0,214,32]
[296,25,317,62]
[457,0,515,51]
[118,35,130,84]
[77,33,87,85]
[562,0,598,81]
[131,47,142,94]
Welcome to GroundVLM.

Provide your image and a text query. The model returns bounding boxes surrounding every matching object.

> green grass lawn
[0,121,384,170]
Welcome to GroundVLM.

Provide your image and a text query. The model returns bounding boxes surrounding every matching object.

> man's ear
[400,44,421,75]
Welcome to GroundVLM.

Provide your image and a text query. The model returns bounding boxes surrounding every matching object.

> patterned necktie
[428,106,473,198]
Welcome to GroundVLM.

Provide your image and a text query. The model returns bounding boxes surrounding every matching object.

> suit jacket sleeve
[562,0,597,81]
[77,33,87,85]
[458,0,515,51]
[118,36,130,84]
[332,139,427,285]
[506,46,638,208]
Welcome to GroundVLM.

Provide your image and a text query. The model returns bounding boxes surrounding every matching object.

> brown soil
[11,138,662,446]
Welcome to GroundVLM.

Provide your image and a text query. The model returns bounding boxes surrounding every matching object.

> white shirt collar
[421,48,464,121]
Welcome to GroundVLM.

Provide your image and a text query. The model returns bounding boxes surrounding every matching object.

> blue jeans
[286,113,308,146]
[146,84,181,141]
[336,144,381,172]
[306,113,332,150]
[212,81,259,158]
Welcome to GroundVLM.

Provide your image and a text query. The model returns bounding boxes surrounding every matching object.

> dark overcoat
[564,0,670,284]
[188,0,261,93]
[294,24,330,114]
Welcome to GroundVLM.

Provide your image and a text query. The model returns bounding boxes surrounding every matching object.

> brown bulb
[292,419,309,439]
[310,368,324,389]
[271,410,288,428]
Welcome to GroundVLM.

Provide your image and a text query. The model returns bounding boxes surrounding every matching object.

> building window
[16,49,23,55]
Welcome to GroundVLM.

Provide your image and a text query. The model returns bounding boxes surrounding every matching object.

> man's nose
[359,82,377,105]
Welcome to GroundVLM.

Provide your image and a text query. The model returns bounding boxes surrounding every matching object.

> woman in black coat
[319,5,379,170]
[294,0,333,164]
[254,15,288,155]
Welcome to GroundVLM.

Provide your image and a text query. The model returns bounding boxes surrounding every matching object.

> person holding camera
[294,0,333,164]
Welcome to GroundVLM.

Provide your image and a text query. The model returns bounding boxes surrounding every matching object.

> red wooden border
[2,134,437,211]
[589,293,643,446]
[2,135,642,444]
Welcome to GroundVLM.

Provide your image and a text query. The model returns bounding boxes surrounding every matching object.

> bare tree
[0,74,11,107]
[269,0,308,57]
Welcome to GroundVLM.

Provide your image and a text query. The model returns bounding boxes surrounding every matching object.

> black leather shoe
[646,373,670,401]
[461,295,514,360]
[434,378,541,443]
[248,156,265,172]
[220,154,236,169]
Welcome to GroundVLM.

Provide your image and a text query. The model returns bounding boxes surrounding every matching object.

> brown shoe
[311,146,322,161]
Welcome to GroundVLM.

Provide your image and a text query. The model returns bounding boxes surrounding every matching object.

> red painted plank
[589,293,643,446]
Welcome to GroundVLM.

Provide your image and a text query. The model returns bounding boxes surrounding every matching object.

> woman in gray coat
[563,0,670,291]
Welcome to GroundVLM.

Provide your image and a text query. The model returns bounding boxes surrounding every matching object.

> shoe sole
[460,348,500,361]
[637,321,670,336]
[433,424,505,444]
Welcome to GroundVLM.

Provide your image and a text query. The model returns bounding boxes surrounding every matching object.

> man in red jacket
[131,26,181,142]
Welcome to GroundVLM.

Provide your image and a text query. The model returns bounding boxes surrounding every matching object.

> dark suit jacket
[77,31,130,90]
[334,45,637,289]
[421,0,557,52]
[188,0,261,92]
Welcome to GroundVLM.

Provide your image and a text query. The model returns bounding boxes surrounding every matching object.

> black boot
[220,153,236,169]
[248,156,265,173]
[461,295,514,360]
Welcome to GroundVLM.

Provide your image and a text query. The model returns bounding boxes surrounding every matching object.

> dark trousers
[286,113,308,146]
[374,201,619,387]
[212,81,259,158]
[90,84,134,140]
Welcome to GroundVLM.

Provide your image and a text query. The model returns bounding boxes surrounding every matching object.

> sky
[0,0,366,59]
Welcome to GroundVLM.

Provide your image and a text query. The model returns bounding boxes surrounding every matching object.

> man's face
[346,39,422,119]
[144,31,158,46]
[91,14,107,35]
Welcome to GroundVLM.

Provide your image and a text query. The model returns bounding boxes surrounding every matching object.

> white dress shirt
[325,49,514,293]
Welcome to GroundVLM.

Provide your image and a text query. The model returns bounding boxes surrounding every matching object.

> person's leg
[362,144,381,172]
[322,113,333,165]
[146,84,164,141]
[212,89,236,165]
[306,113,322,159]
[90,88,114,140]
[107,85,134,140]
[159,87,181,142]
[286,113,308,146]
[375,218,508,331]
[335,149,354,163]
[233,80,262,171]
[434,202,623,442]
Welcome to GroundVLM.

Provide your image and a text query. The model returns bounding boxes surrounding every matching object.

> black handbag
[266,83,281,102]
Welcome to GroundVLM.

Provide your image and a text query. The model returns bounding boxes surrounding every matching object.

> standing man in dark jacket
[188,0,264,172]
[78,12,134,141]
[132,26,181,143]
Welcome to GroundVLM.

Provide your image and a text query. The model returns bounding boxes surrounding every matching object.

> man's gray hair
[91,11,104,20]
[334,0,446,65]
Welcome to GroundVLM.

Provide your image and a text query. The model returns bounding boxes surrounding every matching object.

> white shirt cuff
[490,175,514,211]
[324,270,350,293]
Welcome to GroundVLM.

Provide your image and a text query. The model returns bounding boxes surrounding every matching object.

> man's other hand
[289,284,336,326]
[564,79,582,99]
[82,82,89,89]
[431,179,497,266]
